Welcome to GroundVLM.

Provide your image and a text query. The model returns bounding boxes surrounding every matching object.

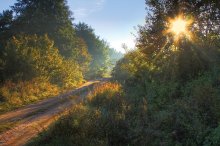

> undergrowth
[0,77,60,113]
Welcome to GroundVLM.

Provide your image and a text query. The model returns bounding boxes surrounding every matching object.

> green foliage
[0,10,13,48]
[71,38,92,75]
[112,50,151,83]
[136,0,220,81]
[57,59,84,88]
[2,34,83,88]
[113,68,220,146]
[11,0,76,57]
[108,48,124,70]
[3,35,60,81]
[0,0,92,80]
[75,23,111,78]
[109,1,220,145]
[204,125,220,146]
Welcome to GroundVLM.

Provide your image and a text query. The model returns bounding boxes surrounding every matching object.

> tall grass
[26,82,129,146]
[0,77,60,113]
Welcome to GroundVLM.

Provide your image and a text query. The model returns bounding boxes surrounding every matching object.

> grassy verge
[0,121,20,134]
[0,77,62,114]
[26,82,123,146]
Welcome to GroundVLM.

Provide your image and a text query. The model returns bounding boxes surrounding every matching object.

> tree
[11,0,78,58]
[0,0,92,83]
[136,0,220,81]
[0,10,14,82]
[75,23,110,78]
[0,10,13,52]
[108,48,123,70]
[72,38,92,76]
[2,35,83,87]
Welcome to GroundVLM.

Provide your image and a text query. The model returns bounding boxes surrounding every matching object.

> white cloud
[96,0,105,8]
[72,0,106,19]
[74,8,88,18]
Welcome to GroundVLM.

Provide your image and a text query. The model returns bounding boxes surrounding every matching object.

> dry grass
[0,77,60,113]
[25,82,128,146]
[87,82,121,101]
[0,121,20,134]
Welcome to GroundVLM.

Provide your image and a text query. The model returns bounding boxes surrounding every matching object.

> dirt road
[0,80,102,146]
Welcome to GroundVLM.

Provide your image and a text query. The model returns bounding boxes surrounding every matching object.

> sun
[170,19,187,35]
[166,15,193,41]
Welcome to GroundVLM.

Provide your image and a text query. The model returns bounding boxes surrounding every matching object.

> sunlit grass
[0,121,19,134]
[26,82,124,146]
[87,82,121,101]
[0,78,60,113]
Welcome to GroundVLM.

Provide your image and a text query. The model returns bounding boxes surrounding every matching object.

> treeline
[27,0,220,146]
[0,0,122,112]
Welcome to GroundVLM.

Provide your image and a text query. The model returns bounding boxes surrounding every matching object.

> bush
[112,46,220,145]
[204,125,220,146]
[2,34,84,88]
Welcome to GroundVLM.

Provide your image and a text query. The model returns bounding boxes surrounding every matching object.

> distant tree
[72,38,92,76]
[75,23,110,78]
[108,48,123,69]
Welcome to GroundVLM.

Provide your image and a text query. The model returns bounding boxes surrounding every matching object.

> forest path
[0,79,105,146]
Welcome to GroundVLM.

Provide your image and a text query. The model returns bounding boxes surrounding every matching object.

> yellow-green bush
[2,34,84,88]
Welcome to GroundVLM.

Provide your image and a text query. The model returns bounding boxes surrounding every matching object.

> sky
[0,0,146,53]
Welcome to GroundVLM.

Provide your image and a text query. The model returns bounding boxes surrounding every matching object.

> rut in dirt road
[0,80,104,146]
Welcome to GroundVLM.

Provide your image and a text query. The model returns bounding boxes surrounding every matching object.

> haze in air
[0,0,220,146]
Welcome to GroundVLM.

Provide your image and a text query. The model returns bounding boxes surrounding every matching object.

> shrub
[2,34,84,88]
